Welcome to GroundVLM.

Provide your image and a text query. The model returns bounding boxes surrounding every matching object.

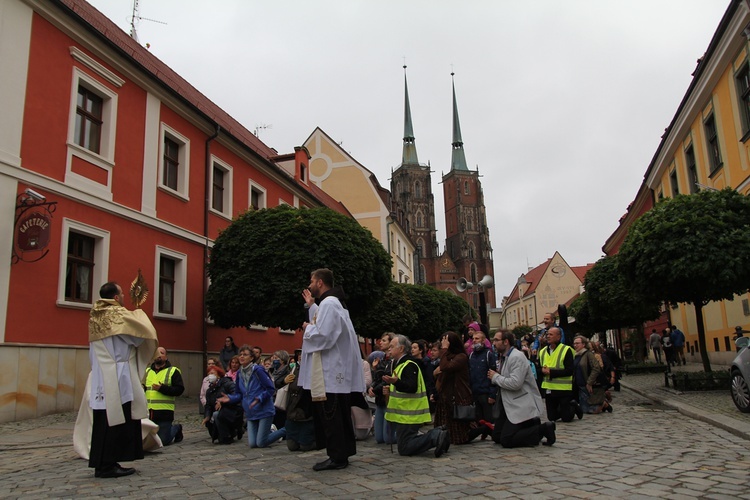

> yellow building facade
[303,127,415,283]
[635,0,750,364]
[500,252,591,331]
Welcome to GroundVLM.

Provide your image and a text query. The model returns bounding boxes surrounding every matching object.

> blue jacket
[229,364,276,421]
[468,345,497,396]
[671,328,686,348]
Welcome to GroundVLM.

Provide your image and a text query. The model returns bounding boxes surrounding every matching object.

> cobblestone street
[1,366,749,499]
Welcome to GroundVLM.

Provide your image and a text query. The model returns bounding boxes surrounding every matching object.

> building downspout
[202,124,220,368]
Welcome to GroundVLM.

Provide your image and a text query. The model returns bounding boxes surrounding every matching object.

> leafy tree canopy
[618,188,750,371]
[400,285,469,343]
[511,324,533,340]
[618,188,750,305]
[355,282,418,340]
[577,255,660,331]
[207,205,392,330]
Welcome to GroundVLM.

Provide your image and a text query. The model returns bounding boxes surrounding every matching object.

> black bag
[452,402,476,421]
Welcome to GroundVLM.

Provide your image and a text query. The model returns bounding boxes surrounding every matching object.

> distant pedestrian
[649,329,662,364]
[670,325,686,365]
[662,329,675,366]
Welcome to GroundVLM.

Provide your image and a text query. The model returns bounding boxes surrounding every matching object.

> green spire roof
[402,66,419,166]
[451,73,468,171]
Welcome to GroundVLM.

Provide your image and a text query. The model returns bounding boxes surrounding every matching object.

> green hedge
[668,370,731,391]
[623,363,668,375]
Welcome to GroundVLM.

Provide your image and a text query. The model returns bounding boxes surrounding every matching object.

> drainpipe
[202,124,220,369]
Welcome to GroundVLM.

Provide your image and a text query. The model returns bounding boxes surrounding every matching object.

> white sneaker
[271,424,277,432]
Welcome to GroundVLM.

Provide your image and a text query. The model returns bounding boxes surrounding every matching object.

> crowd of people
[80,273,620,479]
[192,301,620,468]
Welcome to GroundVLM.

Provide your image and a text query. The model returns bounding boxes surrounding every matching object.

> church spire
[401,65,419,166]
[450,72,469,171]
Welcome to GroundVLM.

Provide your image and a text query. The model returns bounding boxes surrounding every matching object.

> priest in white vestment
[79,281,158,478]
[300,268,365,471]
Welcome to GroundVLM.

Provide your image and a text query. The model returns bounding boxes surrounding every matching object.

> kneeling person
[488,330,555,448]
[384,335,450,458]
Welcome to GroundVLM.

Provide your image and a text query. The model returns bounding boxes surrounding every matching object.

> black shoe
[434,429,451,458]
[95,466,136,478]
[312,458,349,471]
[605,404,613,413]
[173,424,184,443]
[237,428,243,441]
[575,403,583,420]
[541,421,556,446]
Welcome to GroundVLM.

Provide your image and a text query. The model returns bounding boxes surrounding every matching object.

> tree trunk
[694,301,711,372]
[634,324,646,362]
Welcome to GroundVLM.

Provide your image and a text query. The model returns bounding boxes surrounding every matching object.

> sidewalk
[618,361,750,441]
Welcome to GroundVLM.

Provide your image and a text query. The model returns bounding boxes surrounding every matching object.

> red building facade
[0,0,328,421]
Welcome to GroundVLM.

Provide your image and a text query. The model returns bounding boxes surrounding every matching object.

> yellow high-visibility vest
[385,359,432,425]
[145,366,179,411]
[539,344,573,391]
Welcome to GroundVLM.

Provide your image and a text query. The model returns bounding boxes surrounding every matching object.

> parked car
[730,336,750,413]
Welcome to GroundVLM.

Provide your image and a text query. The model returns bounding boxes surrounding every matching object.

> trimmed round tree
[618,188,750,371]
[207,205,392,330]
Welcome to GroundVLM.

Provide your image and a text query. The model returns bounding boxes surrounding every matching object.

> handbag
[274,384,290,411]
[452,401,476,421]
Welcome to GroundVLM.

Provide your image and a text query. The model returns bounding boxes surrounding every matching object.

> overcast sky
[89,0,729,301]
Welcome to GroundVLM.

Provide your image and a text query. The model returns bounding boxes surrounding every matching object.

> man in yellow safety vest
[145,347,185,445]
[384,334,450,458]
[538,327,580,422]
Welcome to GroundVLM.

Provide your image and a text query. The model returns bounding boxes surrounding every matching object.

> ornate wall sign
[16,212,51,251]
[12,190,57,264]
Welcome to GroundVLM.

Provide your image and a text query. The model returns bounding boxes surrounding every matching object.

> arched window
[417,238,425,258]
[415,181,422,198]
[471,263,478,283]
[464,181,470,195]
[417,213,423,228]
[419,264,426,284]
[468,242,475,259]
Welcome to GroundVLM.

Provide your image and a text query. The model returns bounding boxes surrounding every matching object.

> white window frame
[57,218,110,309]
[249,180,267,210]
[66,67,118,200]
[158,123,190,200]
[153,246,187,321]
[210,156,233,219]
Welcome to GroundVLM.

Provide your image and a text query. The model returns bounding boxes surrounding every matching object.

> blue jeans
[156,421,180,445]
[247,416,286,448]
[578,386,593,414]
[374,405,396,444]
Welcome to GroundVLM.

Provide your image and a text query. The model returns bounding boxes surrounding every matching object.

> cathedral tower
[390,66,439,285]
[441,73,495,310]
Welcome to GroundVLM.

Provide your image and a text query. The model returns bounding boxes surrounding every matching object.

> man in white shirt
[300,268,365,471]
[86,282,158,478]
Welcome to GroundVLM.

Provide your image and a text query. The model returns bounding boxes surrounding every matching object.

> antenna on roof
[130,0,167,46]
[254,124,272,138]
